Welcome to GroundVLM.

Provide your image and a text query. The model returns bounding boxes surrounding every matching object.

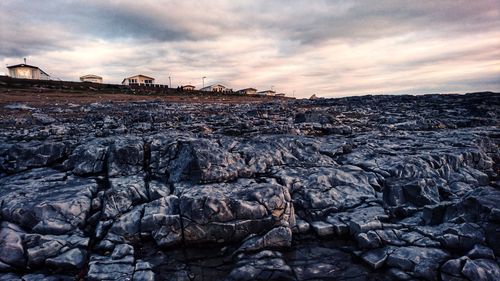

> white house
[182,85,196,91]
[236,88,257,95]
[257,90,276,96]
[7,63,50,80]
[200,84,228,93]
[80,74,103,83]
[122,74,155,85]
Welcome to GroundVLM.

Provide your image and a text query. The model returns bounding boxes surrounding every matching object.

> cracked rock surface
[0,92,499,280]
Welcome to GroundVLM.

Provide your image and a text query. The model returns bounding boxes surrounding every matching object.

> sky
[0,0,499,98]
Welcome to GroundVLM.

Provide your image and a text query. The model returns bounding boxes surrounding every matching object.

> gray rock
[0,224,26,269]
[63,139,109,175]
[0,169,96,234]
[102,176,148,220]
[361,247,390,269]
[0,142,69,173]
[45,248,86,270]
[235,226,292,254]
[87,245,135,281]
[467,244,495,260]
[386,246,449,280]
[441,257,466,277]
[25,233,89,268]
[132,261,155,281]
[175,179,294,244]
[462,258,500,281]
[140,196,182,247]
[107,136,144,176]
[310,221,334,237]
[403,178,441,207]
[228,251,294,281]
[31,113,56,125]
[356,230,382,249]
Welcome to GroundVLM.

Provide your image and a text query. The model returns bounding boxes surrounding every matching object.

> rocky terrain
[0,91,499,281]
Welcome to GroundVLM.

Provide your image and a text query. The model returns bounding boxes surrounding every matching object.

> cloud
[1,0,499,97]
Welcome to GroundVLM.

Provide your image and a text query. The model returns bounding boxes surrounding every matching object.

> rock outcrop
[0,92,499,280]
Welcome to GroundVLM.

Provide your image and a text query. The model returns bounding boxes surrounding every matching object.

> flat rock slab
[0,168,97,235]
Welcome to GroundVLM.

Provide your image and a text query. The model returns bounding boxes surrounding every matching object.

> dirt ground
[0,88,293,106]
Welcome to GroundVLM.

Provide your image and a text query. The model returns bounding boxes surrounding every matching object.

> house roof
[7,63,38,69]
[80,74,102,79]
[257,90,276,94]
[200,84,226,90]
[182,85,195,88]
[238,88,257,92]
[7,63,49,76]
[122,74,155,83]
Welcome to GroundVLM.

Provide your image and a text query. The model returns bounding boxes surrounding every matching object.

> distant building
[257,90,276,96]
[122,74,155,85]
[236,88,257,95]
[7,63,50,80]
[275,93,286,97]
[182,85,195,91]
[200,84,229,93]
[80,74,103,83]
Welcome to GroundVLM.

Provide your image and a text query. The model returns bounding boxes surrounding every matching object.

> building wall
[39,71,50,80]
[9,67,50,80]
[122,75,155,85]
[81,77,103,83]
[212,85,225,92]
[257,91,275,96]
[245,89,257,95]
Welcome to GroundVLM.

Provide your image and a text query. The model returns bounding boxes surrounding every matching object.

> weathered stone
[235,226,292,254]
[310,221,335,237]
[361,247,390,269]
[45,248,86,270]
[0,91,498,280]
[386,247,449,280]
[87,245,135,281]
[403,178,441,207]
[0,169,96,235]
[141,196,182,247]
[63,139,109,175]
[467,244,495,260]
[102,176,148,220]
[0,223,26,269]
[107,136,144,176]
[356,230,382,249]
[227,251,294,281]
[461,258,500,281]
[0,141,69,173]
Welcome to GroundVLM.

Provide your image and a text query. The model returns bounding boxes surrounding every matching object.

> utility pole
[168,76,171,88]
[202,76,206,88]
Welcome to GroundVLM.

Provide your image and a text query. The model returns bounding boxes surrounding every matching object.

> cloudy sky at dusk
[1,0,499,98]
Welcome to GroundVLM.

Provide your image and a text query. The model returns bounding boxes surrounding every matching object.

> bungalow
[236,88,257,95]
[7,63,50,80]
[122,74,155,85]
[200,84,229,93]
[182,85,196,91]
[257,90,276,96]
[80,74,103,83]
